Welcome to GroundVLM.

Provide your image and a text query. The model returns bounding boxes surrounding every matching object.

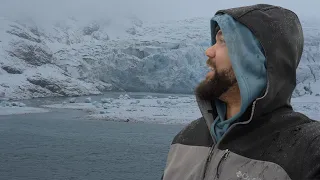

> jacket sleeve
[301,135,320,179]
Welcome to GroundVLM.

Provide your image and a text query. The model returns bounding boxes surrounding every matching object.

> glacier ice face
[0,16,319,100]
[293,23,320,97]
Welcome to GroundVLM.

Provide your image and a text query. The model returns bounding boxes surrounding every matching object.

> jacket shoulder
[262,114,320,180]
[300,120,320,179]
[293,114,320,141]
[172,117,213,147]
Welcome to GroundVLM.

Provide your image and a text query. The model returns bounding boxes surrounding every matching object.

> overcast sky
[1,0,319,22]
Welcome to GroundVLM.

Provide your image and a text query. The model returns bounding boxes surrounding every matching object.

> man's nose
[205,45,216,58]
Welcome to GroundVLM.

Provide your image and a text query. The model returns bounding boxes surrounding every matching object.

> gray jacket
[162,4,320,180]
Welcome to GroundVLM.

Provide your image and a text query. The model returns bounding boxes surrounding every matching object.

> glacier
[0,15,319,100]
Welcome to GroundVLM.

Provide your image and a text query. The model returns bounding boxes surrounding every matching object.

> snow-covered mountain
[0,16,319,100]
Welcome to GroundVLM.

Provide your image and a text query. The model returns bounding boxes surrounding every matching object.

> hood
[196,4,304,139]
[209,14,267,141]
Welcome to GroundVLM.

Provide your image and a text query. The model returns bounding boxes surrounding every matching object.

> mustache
[206,58,216,69]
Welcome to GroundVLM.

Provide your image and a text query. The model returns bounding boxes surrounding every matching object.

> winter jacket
[162,4,320,180]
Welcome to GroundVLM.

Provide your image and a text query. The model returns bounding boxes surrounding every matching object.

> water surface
[0,107,184,180]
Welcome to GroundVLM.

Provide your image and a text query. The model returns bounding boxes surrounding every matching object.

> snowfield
[39,94,319,124]
[1,93,318,123]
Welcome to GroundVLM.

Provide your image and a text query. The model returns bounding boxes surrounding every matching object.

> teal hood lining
[209,14,268,141]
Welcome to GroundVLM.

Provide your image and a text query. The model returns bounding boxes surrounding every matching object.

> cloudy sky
[0,0,319,22]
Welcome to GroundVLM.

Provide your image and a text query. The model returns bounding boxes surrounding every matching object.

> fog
[0,0,319,22]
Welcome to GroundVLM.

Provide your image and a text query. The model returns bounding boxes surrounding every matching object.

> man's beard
[195,64,237,101]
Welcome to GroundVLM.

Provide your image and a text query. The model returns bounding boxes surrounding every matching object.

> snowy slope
[294,20,320,97]
[0,16,319,100]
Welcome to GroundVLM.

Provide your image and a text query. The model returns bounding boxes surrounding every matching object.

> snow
[2,15,209,99]
[291,95,320,120]
[0,92,318,123]
[42,95,200,124]
[0,13,318,125]
[0,14,319,123]
[1,15,318,101]
[41,95,319,124]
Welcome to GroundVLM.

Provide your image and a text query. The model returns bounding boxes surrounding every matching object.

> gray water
[0,93,186,180]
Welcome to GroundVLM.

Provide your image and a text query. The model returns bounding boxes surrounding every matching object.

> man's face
[195,29,237,100]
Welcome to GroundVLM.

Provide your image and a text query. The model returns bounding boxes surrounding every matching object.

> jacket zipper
[202,145,215,179]
[209,81,269,179]
[215,149,230,179]
[201,80,270,180]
